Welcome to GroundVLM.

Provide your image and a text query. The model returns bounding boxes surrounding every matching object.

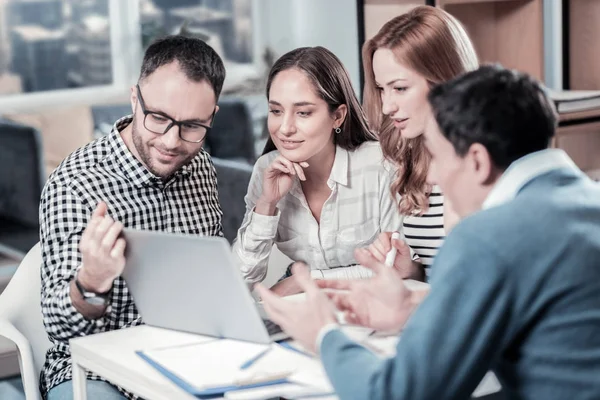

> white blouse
[233,141,403,285]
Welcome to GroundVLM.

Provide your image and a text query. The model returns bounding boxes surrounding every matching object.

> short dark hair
[139,35,226,99]
[428,64,557,170]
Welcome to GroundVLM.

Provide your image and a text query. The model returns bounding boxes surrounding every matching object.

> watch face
[85,296,108,306]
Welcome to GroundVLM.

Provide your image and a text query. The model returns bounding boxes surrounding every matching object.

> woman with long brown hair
[363,5,478,280]
[233,46,403,294]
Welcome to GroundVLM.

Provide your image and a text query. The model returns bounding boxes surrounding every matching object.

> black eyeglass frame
[135,84,215,143]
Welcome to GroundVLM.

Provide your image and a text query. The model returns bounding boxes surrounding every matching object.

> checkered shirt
[39,115,223,399]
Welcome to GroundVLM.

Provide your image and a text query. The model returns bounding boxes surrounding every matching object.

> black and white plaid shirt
[39,115,222,398]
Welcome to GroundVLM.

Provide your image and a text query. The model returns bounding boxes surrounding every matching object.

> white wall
[259,0,361,95]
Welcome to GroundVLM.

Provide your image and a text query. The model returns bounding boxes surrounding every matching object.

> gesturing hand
[256,263,337,353]
[317,248,418,333]
[77,202,126,293]
[256,156,309,213]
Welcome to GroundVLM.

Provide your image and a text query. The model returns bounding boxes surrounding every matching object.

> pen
[240,346,273,370]
[384,232,402,267]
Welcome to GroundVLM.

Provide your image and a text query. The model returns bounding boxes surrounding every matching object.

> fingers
[81,202,108,245]
[367,232,392,262]
[354,248,385,275]
[328,292,354,313]
[291,262,317,294]
[377,232,393,252]
[316,279,352,291]
[328,293,364,325]
[273,156,308,180]
[255,284,290,321]
[110,237,127,259]
[369,241,386,263]
[292,163,306,181]
[101,221,124,253]
[344,312,362,326]
[91,215,115,245]
[392,237,409,254]
[93,201,108,218]
[81,202,125,260]
[270,160,293,175]
[276,157,296,176]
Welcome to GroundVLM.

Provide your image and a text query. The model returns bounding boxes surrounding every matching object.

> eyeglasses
[135,84,215,143]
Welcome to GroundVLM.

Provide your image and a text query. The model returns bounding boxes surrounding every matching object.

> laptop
[121,228,288,343]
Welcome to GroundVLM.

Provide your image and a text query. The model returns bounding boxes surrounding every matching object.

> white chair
[0,243,51,400]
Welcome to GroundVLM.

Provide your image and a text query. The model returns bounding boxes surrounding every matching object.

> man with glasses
[39,36,225,400]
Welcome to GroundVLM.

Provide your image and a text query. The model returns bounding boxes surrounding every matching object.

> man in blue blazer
[257,65,600,400]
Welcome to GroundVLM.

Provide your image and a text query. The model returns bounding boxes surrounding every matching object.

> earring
[334,127,341,134]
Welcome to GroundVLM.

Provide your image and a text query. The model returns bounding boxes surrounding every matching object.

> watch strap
[74,274,111,306]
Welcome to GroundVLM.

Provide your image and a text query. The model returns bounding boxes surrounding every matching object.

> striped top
[403,185,445,280]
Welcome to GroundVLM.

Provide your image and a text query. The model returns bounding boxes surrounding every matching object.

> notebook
[547,89,600,114]
[137,339,331,398]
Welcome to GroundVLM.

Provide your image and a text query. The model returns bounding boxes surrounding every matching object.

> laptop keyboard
[262,319,283,336]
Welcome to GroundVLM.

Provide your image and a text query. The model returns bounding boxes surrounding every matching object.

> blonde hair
[362,6,478,215]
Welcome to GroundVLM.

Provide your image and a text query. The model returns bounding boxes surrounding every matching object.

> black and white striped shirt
[39,115,222,398]
[403,185,445,280]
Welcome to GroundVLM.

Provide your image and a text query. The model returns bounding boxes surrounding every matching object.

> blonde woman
[363,6,479,280]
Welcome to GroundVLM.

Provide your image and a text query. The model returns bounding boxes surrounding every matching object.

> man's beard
[131,114,198,179]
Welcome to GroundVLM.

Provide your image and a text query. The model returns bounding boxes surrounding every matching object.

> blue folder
[136,350,290,399]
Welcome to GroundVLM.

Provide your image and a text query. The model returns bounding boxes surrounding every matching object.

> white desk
[70,326,203,400]
[70,325,501,400]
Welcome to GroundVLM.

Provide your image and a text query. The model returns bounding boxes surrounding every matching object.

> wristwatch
[74,274,111,307]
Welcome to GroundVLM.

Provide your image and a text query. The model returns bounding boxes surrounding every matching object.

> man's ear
[333,104,348,129]
[468,143,496,185]
[129,85,137,115]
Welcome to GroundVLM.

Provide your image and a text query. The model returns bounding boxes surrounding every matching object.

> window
[0,0,267,116]
[139,0,264,96]
[0,0,113,95]
[138,0,268,157]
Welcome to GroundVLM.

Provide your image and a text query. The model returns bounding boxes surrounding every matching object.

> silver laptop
[121,228,288,343]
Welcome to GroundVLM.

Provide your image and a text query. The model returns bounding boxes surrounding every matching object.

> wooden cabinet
[361,0,544,79]
[561,0,600,175]
[359,0,600,174]
[436,0,544,80]
[362,0,425,41]
[569,0,600,90]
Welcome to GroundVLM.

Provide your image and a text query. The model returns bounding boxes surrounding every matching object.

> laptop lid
[121,228,276,344]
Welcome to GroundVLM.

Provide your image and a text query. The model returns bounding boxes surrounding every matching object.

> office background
[1,0,599,398]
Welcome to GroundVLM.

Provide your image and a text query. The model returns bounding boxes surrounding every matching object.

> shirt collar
[328,146,349,187]
[289,145,349,199]
[482,149,579,210]
[107,115,191,188]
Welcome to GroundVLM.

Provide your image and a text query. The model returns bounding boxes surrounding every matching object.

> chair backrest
[205,97,256,164]
[0,119,45,227]
[0,119,45,255]
[212,157,253,243]
[0,243,51,378]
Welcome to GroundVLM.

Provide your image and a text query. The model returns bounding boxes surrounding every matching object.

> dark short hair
[428,64,557,170]
[139,35,226,99]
